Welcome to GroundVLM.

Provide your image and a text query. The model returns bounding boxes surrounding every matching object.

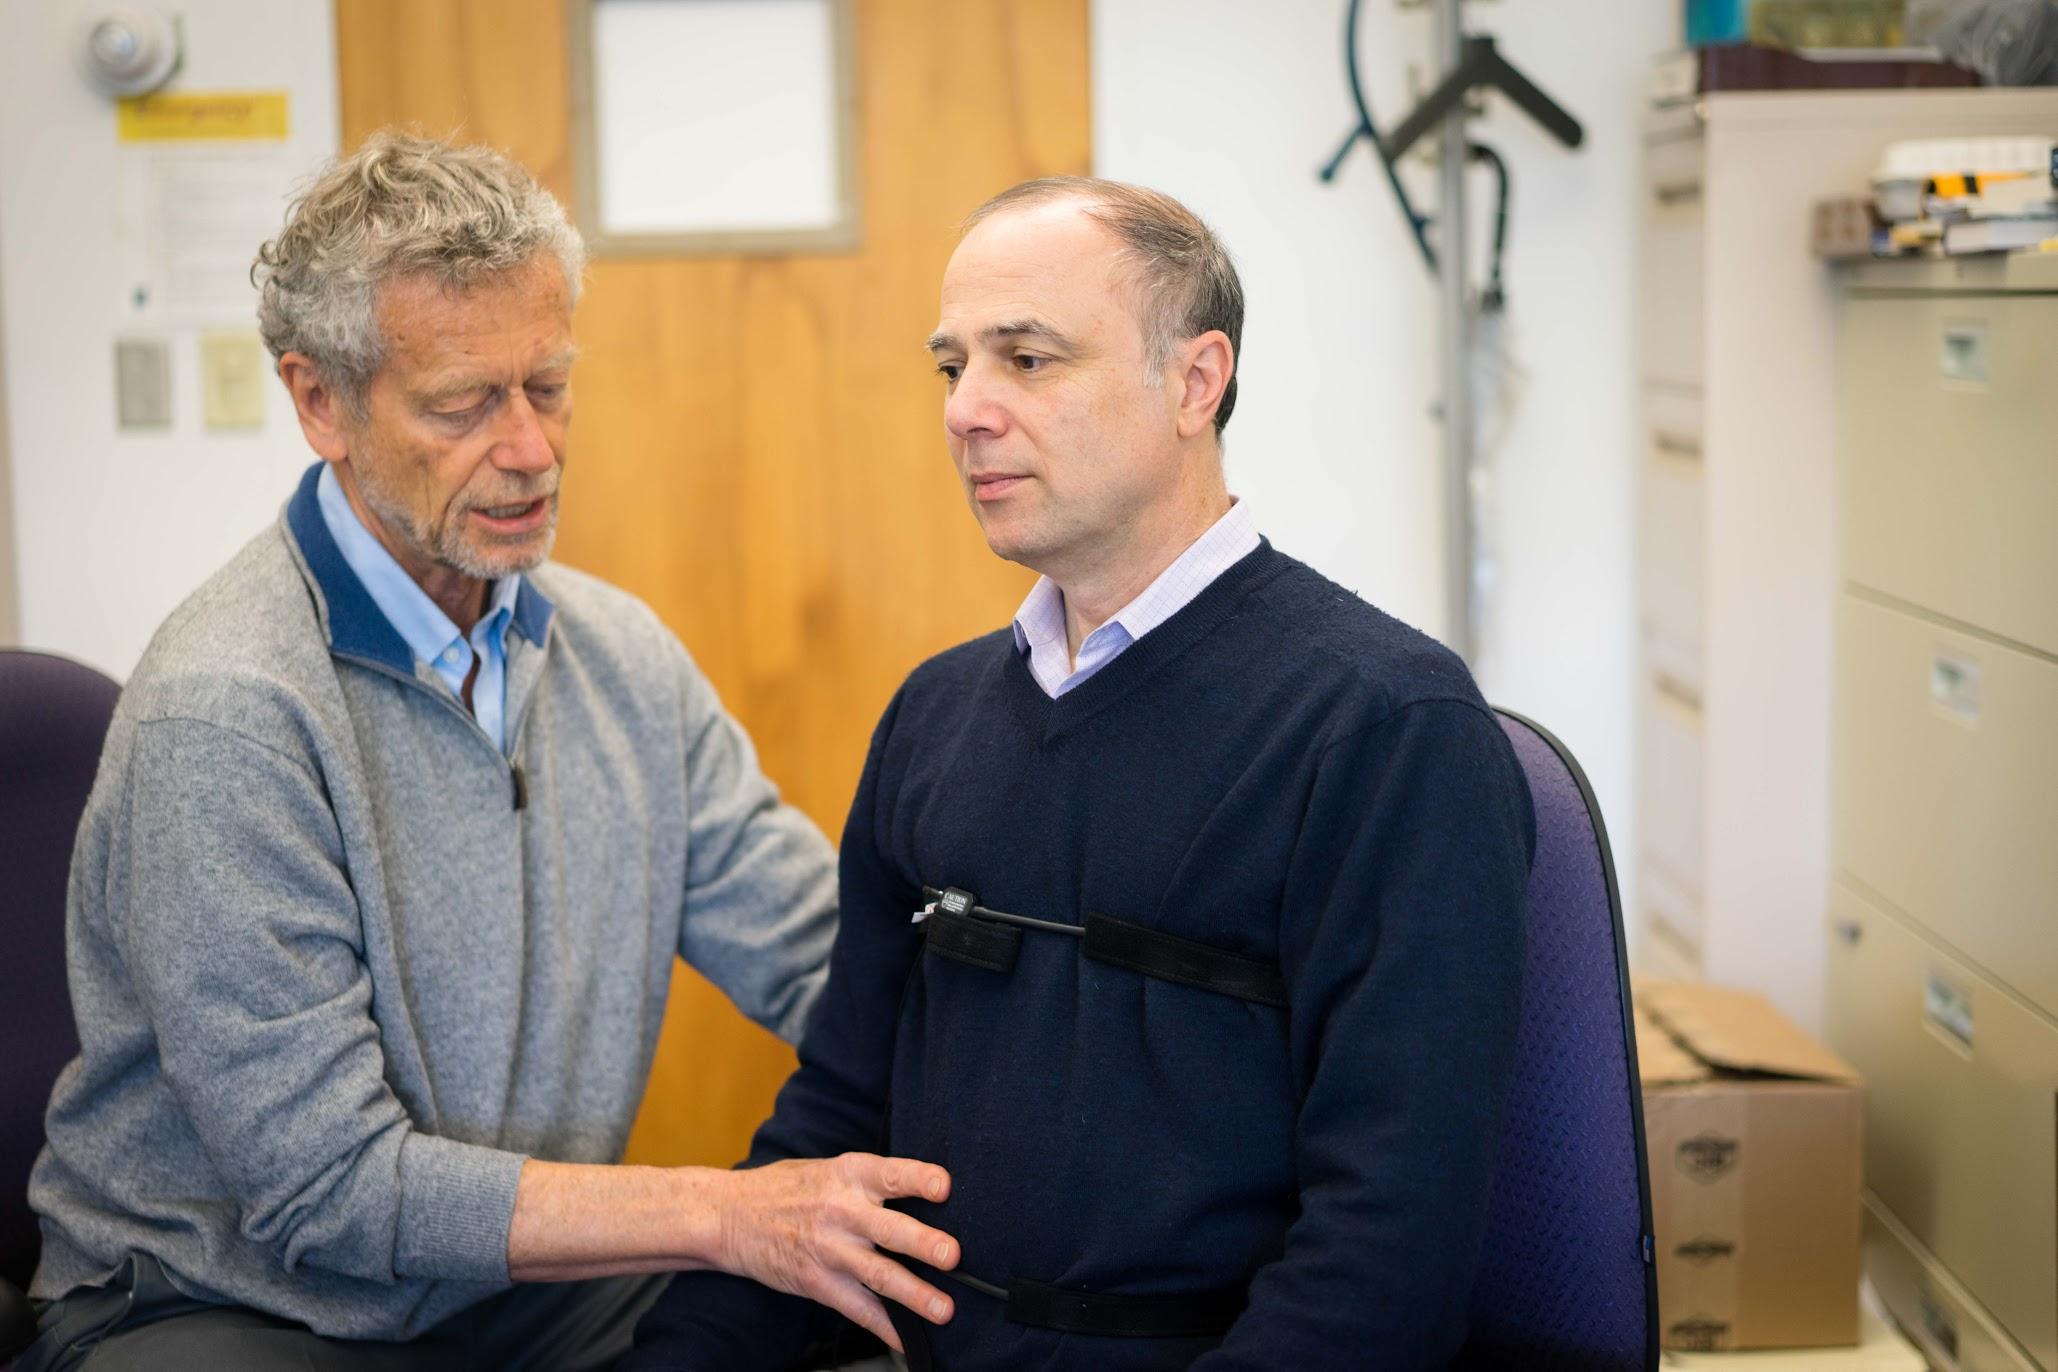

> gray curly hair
[255,129,586,417]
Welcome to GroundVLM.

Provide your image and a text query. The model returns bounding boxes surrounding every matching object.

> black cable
[1318,0,1437,273]
[920,887,1083,938]
[1318,0,1519,314]
[1469,141,1510,312]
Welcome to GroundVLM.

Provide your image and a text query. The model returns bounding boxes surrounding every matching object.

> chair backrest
[1454,709,1658,1371]
[0,649,120,1290]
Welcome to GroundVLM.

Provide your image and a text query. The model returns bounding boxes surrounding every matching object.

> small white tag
[911,901,937,925]
[1930,648,1981,726]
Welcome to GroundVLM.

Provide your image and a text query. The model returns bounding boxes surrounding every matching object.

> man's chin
[974,510,1039,565]
[982,533,1058,574]
[447,529,555,580]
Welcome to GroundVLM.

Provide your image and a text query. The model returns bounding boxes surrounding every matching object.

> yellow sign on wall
[117,91,289,142]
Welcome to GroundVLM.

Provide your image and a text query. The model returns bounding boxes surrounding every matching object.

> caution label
[117,91,289,142]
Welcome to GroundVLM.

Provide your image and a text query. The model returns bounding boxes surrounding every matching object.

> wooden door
[336,0,1088,1165]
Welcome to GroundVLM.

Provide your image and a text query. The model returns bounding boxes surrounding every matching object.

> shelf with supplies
[1630,85,2058,1037]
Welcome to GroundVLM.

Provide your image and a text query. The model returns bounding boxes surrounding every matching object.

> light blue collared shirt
[316,464,521,752]
[1012,499,1261,698]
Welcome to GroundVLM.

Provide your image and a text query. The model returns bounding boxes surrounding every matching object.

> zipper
[334,650,530,812]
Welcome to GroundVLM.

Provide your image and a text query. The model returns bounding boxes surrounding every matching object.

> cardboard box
[1636,980,1865,1352]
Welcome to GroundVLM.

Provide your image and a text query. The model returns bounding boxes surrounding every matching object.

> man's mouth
[472,496,551,532]
[970,474,1027,502]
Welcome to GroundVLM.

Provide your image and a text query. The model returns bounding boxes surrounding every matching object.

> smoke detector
[84,9,182,98]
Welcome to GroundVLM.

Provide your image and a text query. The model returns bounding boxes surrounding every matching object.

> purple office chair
[0,650,121,1358]
[1452,709,1659,1370]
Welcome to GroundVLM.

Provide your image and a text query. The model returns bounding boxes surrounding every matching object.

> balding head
[965,177,1243,434]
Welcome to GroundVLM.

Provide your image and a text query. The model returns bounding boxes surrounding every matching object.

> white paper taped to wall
[117,149,295,322]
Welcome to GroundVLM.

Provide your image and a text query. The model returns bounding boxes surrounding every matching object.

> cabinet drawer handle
[1653,671,1703,712]
[1652,429,1702,461]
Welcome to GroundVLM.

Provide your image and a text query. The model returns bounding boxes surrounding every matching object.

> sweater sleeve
[671,644,840,1046]
[117,716,524,1286]
[625,688,923,1372]
[1192,699,1534,1370]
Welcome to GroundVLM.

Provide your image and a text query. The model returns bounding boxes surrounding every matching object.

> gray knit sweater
[28,464,838,1340]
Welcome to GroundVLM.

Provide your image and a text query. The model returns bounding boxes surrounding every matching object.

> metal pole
[1435,0,1474,661]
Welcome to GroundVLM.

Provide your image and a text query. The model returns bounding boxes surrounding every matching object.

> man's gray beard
[440,505,558,579]
[358,472,558,581]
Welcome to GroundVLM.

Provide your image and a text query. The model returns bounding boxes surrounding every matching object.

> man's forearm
[505,1153,960,1351]
[508,1159,727,1281]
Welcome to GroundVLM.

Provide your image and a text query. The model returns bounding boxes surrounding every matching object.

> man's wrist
[665,1164,732,1274]
[507,1158,735,1281]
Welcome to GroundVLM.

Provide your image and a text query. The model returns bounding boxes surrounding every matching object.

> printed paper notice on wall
[201,332,267,430]
[117,90,289,143]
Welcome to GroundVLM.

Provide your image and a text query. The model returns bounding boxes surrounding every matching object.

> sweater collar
[999,538,1285,740]
[283,462,555,673]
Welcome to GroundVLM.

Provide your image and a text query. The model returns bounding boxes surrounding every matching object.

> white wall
[3,0,1670,866]
[0,1,338,678]
[0,266,18,646]
[1094,0,1673,905]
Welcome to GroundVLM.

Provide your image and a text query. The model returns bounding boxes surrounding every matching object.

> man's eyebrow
[418,348,582,404]
[925,320,1077,353]
[417,375,495,406]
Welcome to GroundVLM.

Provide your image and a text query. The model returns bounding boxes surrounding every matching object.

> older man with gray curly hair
[18,130,961,1371]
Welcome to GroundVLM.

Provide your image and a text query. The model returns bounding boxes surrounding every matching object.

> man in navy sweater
[626,179,1534,1370]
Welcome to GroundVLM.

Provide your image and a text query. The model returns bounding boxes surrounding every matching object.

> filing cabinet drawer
[1824,881,2058,1370]
[1839,290,2058,656]
[1635,915,1701,984]
[1865,1198,2045,1372]
[1640,219,1704,390]
[1645,124,1705,213]
[1641,127,1705,391]
[1641,860,1702,966]
[1640,390,1705,695]
[1640,678,1704,893]
[1835,592,2058,1014]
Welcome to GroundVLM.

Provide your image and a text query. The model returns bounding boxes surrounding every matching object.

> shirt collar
[1009,576,1069,657]
[1011,499,1260,656]
[284,462,553,673]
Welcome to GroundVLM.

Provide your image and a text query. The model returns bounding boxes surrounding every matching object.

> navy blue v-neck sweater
[628,542,1535,1371]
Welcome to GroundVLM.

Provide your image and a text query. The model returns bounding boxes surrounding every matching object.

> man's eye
[1012,354,1047,373]
[528,383,567,406]
[935,362,962,382]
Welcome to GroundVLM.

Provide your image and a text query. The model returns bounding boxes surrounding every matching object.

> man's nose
[491,391,558,473]
[943,362,1005,443]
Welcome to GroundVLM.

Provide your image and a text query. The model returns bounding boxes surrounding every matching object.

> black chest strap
[1006,1276,1247,1338]
[943,1267,1246,1339]
[920,887,1287,1009]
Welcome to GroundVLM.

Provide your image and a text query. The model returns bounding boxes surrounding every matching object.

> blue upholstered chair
[1450,709,1659,1370]
[0,650,121,1360]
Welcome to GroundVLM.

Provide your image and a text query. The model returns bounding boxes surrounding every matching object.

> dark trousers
[19,1254,668,1372]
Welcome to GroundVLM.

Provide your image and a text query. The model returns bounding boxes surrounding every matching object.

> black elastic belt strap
[1084,913,1289,1008]
[924,902,1021,972]
[1005,1277,1246,1339]
[921,886,1287,1008]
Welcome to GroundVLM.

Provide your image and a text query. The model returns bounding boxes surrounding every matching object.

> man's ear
[278,353,352,464]
[1173,330,1233,440]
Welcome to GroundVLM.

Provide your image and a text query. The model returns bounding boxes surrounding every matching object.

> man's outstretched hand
[506,1153,958,1352]
[715,1153,958,1351]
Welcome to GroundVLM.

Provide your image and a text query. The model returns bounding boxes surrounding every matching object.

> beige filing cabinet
[1632,87,2058,1031]
[1825,254,2058,1372]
